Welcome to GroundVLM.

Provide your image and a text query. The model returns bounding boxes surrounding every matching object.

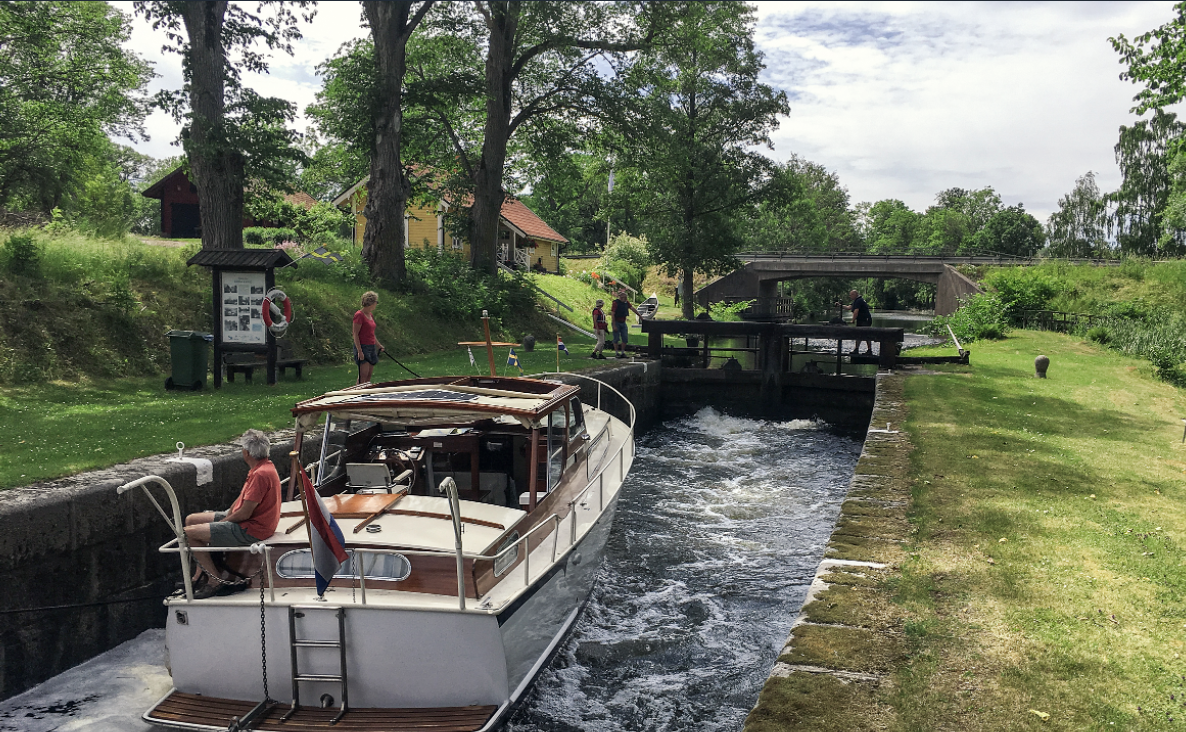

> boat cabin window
[276,548,411,582]
[568,398,585,433]
[546,408,567,490]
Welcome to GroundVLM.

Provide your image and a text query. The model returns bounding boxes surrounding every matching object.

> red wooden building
[141,166,318,239]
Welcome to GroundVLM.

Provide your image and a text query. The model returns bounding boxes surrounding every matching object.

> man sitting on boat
[183,429,282,598]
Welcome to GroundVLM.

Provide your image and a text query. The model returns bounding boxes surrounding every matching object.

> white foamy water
[505,408,861,731]
[2,407,861,732]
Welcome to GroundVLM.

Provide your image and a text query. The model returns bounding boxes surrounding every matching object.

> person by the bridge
[183,429,282,598]
[611,289,639,358]
[591,299,608,359]
[838,289,874,355]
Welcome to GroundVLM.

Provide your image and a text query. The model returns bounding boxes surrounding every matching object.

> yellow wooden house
[332,176,568,273]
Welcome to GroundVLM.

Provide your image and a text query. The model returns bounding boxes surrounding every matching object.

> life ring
[262,289,293,337]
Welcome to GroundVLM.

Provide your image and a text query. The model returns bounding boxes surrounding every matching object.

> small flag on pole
[298,469,349,597]
[468,347,476,369]
[557,336,569,354]
[507,348,523,375]
[308,246,343,264]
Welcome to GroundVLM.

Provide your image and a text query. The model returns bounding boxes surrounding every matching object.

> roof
[141,165,319,208]
[186,248,296,269]
[331,175,568,244]
[292,375,578,429]
[140,168,188,200]
[281,191,318,210]
[499,198,567,244]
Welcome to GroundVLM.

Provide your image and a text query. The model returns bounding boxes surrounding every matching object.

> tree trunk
[469,2,519,274]
[181,2,244,250]
[361,1,421,287]
[681,267,695,320]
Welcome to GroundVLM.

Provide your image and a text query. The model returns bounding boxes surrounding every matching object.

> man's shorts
[356,343,379,365]
[612,321,629,344]
[208,511,261,547]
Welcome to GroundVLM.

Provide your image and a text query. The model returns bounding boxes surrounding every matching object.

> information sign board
[219,271,267,345]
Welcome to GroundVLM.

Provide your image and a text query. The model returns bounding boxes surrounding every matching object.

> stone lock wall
[0,435,317,700]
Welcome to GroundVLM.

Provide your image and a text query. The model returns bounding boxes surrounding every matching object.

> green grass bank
[749,330,1186,730]
[0,230,561,385]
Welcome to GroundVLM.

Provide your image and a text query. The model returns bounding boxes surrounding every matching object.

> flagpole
[556,333,560,373]
[482,310,495,376]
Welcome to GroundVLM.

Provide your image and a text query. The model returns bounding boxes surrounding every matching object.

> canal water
[505,407,862,731]
[0,408,862,732]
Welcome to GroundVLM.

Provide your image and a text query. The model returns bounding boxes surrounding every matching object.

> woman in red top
[353,290,385,384]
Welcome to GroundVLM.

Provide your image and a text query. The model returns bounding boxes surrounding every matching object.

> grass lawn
[892,330,1186,729]
[0,336,610,490]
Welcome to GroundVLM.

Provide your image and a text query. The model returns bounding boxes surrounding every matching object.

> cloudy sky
[115,1,1179,221]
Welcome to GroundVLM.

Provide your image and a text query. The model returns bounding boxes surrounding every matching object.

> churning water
[505,407,863,732]
[0,407,863,732]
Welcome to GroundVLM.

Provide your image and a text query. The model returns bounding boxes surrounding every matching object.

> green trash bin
[165,331,212,390]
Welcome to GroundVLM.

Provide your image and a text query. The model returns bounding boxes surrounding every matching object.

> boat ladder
[282,604,349,725]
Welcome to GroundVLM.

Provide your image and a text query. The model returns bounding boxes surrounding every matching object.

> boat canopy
[292,376,580,430]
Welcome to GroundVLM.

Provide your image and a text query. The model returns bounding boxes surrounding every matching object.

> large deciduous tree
[0,1,153,214]
[619,1,788,318]
[135,1,309,250]
[358,1,434,287]
[1046,172,1109,258]
[1107,110,1185,255]
[427,1,655,273]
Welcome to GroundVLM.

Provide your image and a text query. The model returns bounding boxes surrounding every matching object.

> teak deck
[148,691,498,731]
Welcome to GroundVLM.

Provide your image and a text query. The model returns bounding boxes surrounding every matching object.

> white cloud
[753,1,1183,221]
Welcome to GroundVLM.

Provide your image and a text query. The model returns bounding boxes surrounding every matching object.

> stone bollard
[1035,355,1049,378]
[523,334,535,352]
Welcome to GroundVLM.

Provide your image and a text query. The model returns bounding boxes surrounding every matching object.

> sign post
[186,249,295,387]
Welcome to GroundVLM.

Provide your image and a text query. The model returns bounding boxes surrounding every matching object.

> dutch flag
[557,337,569,355]
[299,469,349,596]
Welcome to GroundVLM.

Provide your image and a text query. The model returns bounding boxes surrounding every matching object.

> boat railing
[475,372,636,596]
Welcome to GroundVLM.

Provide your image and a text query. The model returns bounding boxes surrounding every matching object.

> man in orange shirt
[184,429,282,598]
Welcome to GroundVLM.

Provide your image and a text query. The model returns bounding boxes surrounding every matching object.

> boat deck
[148,691,498,731]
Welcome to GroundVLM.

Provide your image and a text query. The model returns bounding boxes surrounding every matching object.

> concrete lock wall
[0,434,319,700]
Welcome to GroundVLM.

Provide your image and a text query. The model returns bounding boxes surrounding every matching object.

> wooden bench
[223,344,307,383]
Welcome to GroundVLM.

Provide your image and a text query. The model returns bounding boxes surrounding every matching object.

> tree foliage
[745,157,859,253]
[617,1,788,318]
[0,1,154,215]
[1046,172,1109,258]
[1106,110,1185,255]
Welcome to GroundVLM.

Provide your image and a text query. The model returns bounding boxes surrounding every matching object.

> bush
[930,292,1010,343]
[3,232,42,276]
[244,227,298,247]
[405,248,535,326]
[983,267,1058,321]
[596,233,650,292]
[1086,326,1111,344]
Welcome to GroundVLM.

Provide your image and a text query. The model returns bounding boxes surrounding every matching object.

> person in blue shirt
[610,290,640,358]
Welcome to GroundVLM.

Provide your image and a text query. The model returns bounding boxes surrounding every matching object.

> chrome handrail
[118,475,194,601]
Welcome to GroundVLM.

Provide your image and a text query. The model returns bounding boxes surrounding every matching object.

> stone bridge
[696,253,1014,316]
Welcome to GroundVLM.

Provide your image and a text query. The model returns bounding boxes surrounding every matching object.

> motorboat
[636,295,659,322]
[122,368,635,731]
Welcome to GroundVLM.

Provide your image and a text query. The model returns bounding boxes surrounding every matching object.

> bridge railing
[734,251,1128,266]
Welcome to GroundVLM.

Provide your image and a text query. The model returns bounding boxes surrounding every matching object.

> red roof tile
[500,198,567,244]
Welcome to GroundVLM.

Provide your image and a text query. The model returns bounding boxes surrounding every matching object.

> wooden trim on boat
[146,690,498,731]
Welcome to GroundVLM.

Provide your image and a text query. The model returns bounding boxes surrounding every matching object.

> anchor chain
[259,580,270,702]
